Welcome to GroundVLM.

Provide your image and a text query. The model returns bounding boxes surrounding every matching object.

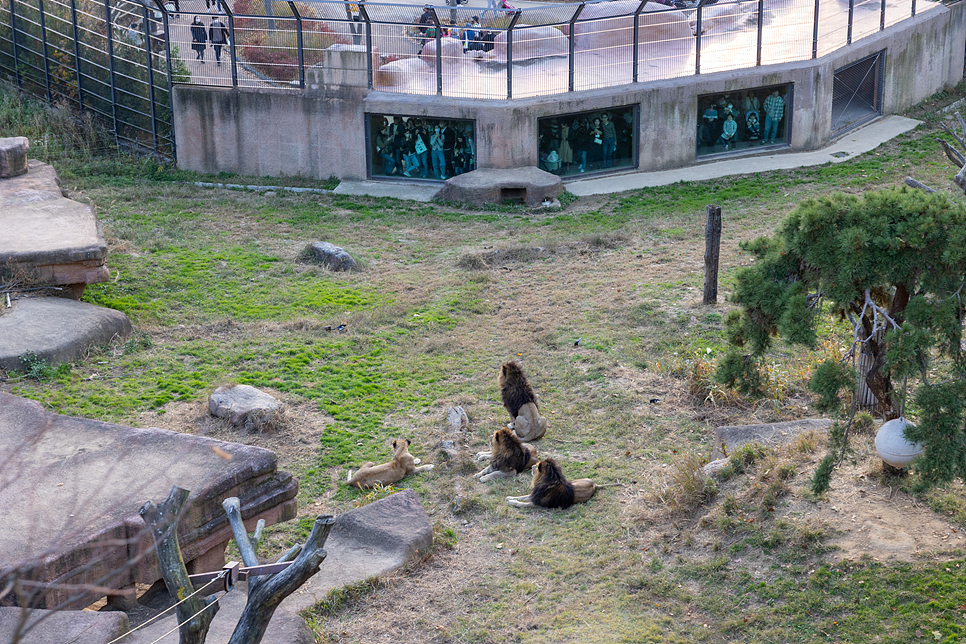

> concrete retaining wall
[172,3,965,180]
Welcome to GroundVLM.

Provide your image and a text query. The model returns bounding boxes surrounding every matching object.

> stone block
[434,166,563,208]
[0,393,298,610]
[0,136,29,178]
[209,384,284,430]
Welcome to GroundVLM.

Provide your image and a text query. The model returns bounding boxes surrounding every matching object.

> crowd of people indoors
[697,86,788,154]
[372,116,475,180]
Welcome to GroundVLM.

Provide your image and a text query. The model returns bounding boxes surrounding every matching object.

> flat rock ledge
[712,418,833,460]
[434,167,563,208]
[0,607,128,644]
[1,158,110,292]
[0,392,297,610]
[0,297,132,371]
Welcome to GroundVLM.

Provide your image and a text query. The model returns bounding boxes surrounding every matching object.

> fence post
[287,1,304,90]
[70,0,83,109]
[568,3,582,92]
[506,10,520,100]
[37,0,53,102]
[694,1,703,74]
[141,5,159,155]
[431,8,441,95]
[756,0,763,66]
[847,0,854,44]
[811,0,819,59]
[911,0,916,17]
[358,3,372,90]
[703,204,721,305]
[9,0,22,89]
[632,0,645,83]
[103,0,121,143]
[225,6,237,88]
[162,9,176,161]
[879,0,885,30]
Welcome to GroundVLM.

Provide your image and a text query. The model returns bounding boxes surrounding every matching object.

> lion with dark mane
[474,427,538,483]
[499,361,547,442]
[506,458,597,509]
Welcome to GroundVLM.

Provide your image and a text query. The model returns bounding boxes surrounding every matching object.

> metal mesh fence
[0,0,930,159]
[1,0,175,156]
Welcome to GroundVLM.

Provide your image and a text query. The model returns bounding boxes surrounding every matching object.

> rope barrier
[104,569,228,644]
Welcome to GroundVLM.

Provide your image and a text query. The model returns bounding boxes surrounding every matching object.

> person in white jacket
[717,114,738,150]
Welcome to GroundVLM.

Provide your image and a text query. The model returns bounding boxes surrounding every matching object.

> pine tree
[716,186,966,488]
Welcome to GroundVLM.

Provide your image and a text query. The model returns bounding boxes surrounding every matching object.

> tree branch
[140,486,218,644]
[226,513,335,644]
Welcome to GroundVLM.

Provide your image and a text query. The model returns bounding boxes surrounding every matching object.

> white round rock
[874,417,924,468]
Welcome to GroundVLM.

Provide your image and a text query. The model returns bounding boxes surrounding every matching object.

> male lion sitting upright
[347,438,434,489]
[499,360,547,442]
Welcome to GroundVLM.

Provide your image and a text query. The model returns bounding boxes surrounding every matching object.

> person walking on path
[190,16,207,63]
[762,89,785,145]
[209,17,229,66]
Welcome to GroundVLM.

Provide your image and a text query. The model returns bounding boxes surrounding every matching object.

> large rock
[0,297,132,371]
[0,136,29,178]
[0,159,110,293]
[0,393,298,610]
[377,56,431,88]
[712,418,832,459]
[209,384,284,431]
[574,1,692,50]
[434,167,563,208]
[419,36,464,66]
[304,241,357,271]
[491,26,568,61]
[0,607,128,644]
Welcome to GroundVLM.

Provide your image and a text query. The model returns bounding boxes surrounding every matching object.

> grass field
[4,82,966,643]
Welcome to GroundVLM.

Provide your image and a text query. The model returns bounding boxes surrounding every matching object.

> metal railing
[172,0,937,100]
[0,0,948,160]
[0,0,176,158]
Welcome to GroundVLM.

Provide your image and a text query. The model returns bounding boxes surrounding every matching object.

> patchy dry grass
[5,83,966,643]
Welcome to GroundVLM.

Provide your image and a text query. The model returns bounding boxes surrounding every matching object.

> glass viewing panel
[696,84,792,157]
[368,114,476,181]
[538,106,638,178]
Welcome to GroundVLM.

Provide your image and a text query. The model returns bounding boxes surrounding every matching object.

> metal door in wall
[831,51,884,136]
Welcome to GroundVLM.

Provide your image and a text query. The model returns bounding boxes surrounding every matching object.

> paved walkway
[336,114,922,202]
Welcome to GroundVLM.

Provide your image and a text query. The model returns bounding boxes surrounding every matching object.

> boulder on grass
[304,242,357,271]
[209,384,284,431]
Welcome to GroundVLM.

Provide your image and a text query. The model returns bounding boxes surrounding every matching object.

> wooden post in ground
[703,204,722,305]
[140,486,219,644]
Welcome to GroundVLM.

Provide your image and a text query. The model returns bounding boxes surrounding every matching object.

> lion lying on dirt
[506,458,597,509]
[347,438,434,489]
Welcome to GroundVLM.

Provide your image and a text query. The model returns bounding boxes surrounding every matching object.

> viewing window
[538,106,638,178]
[368,114,475,181]
[697,84,792,157]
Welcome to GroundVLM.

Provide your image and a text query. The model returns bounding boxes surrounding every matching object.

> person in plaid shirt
[762,90,785,145]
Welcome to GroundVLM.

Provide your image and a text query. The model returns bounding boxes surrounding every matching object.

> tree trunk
[222,498,335,644]
[139,487,218,644]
